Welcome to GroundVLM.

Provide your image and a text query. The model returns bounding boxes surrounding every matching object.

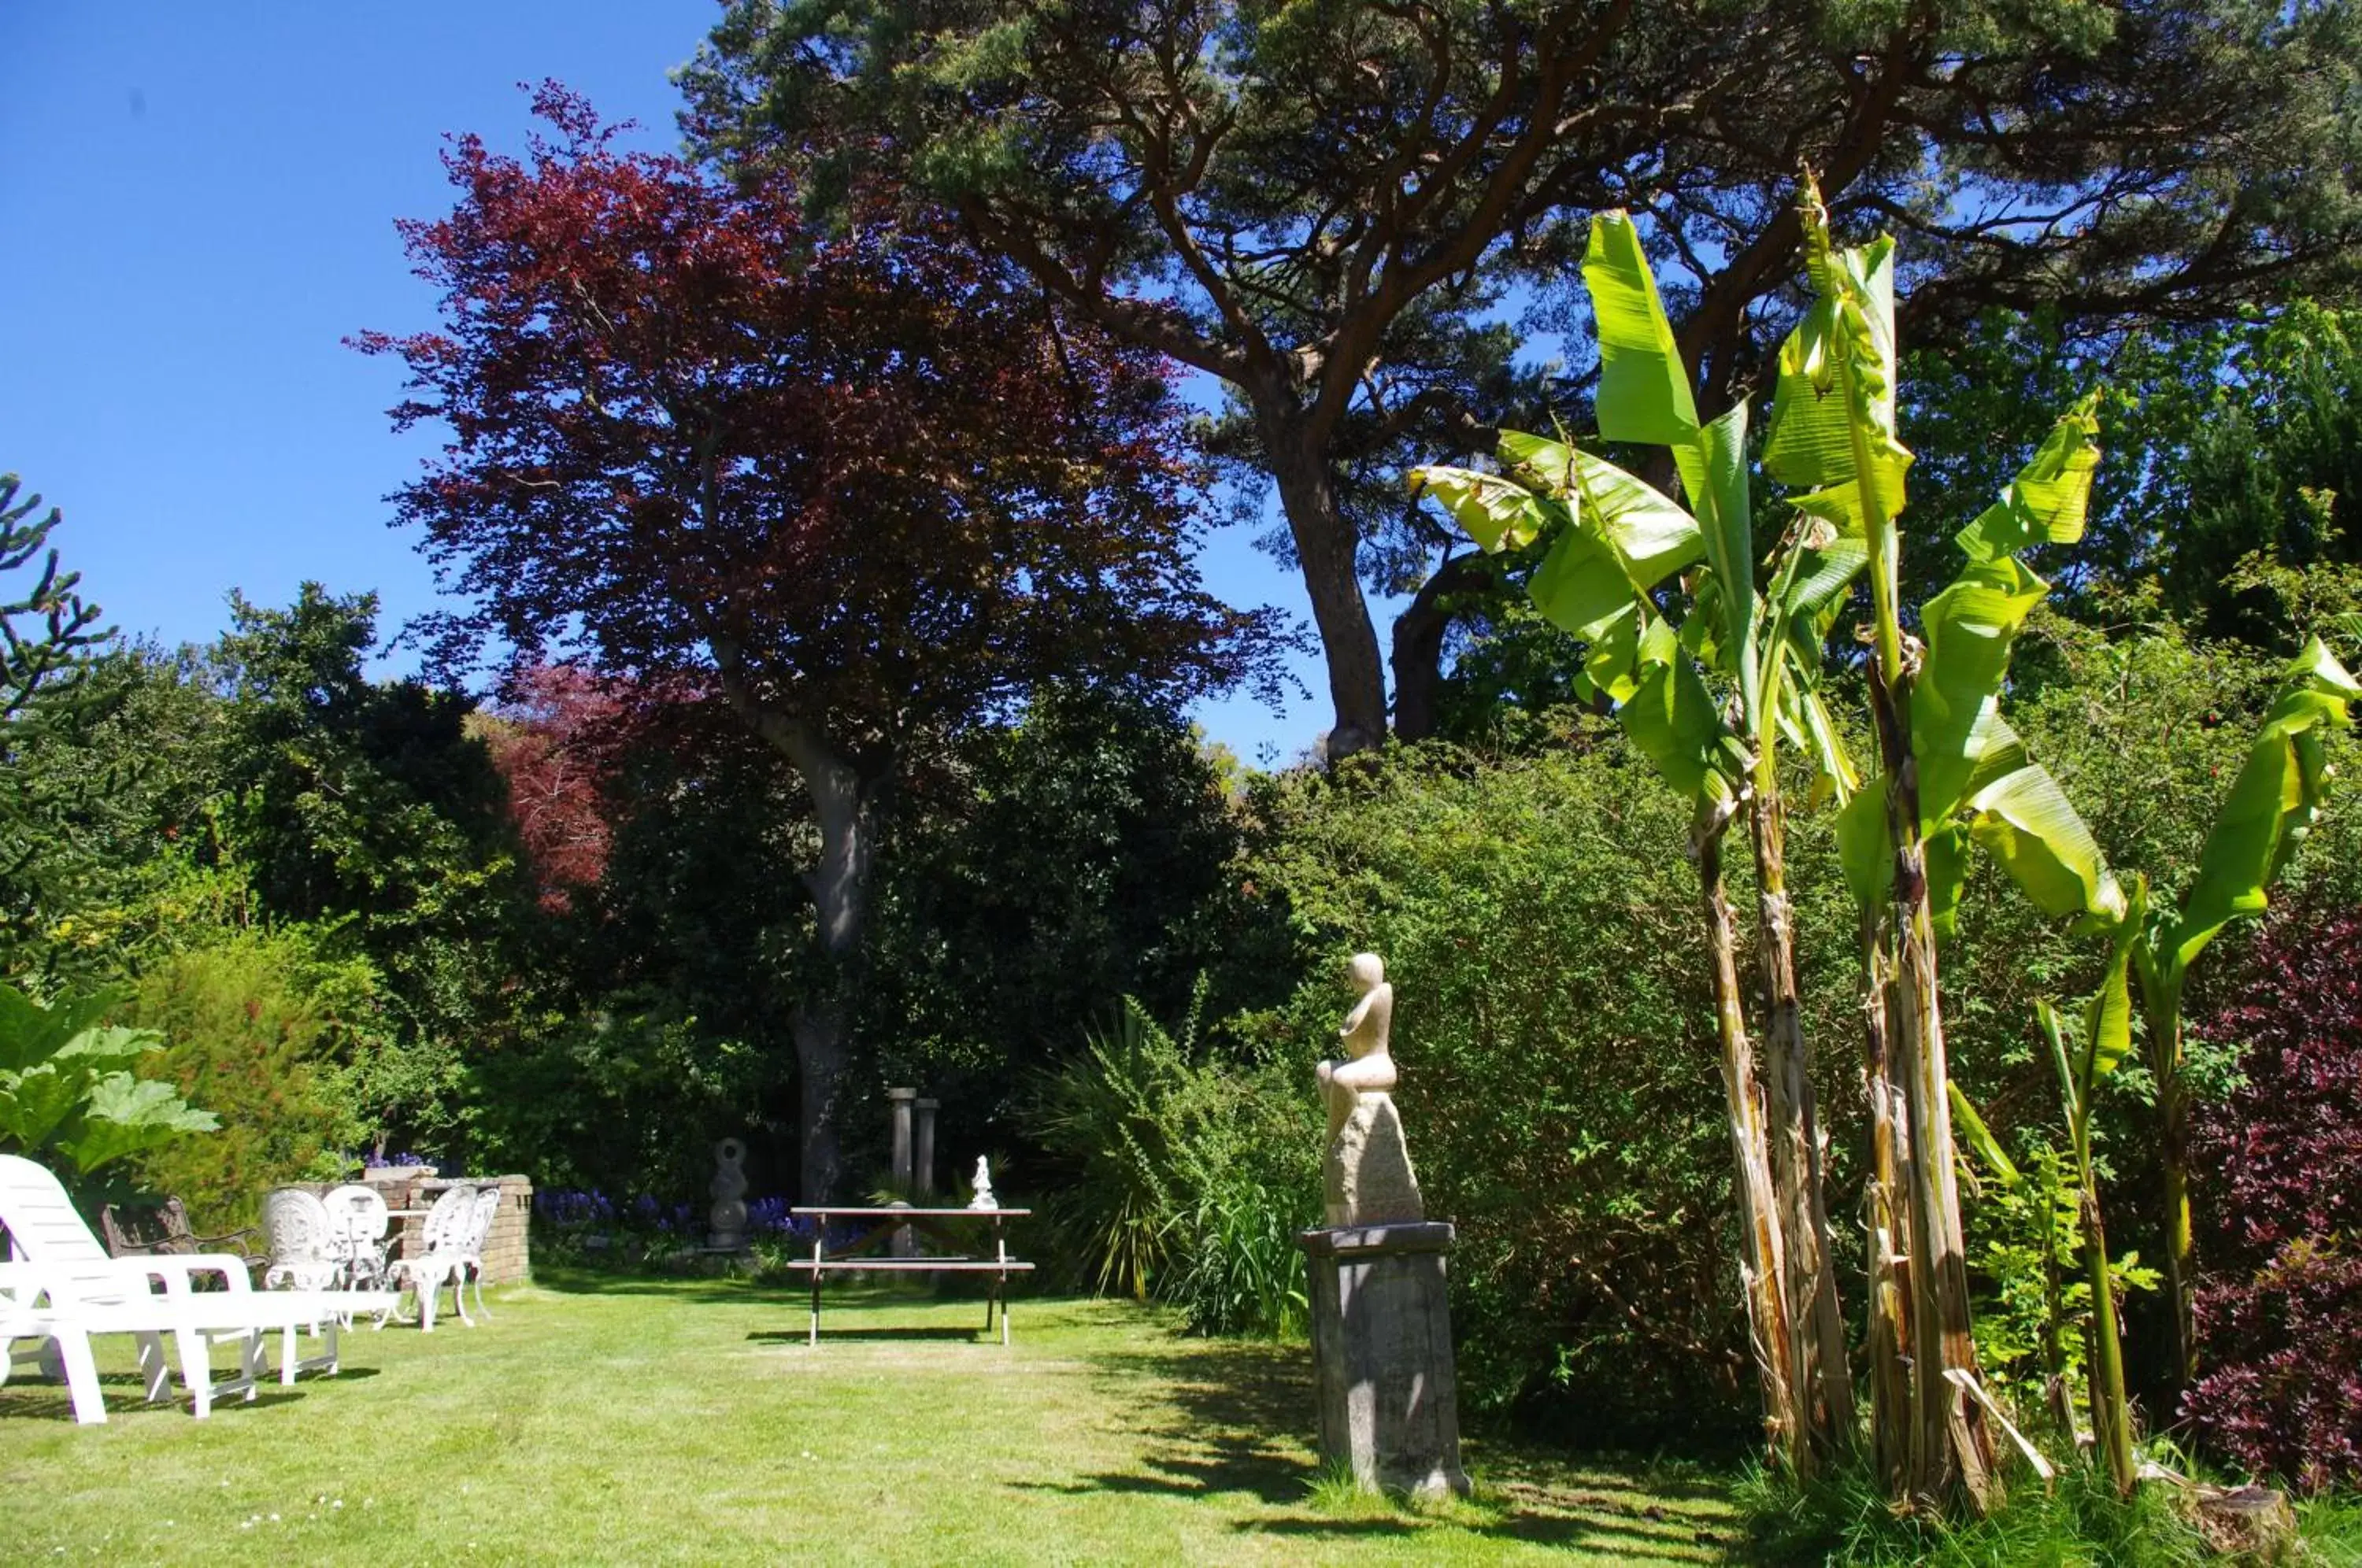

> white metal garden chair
[454,1185,502,1322]
[322,1183,394,1291]
[383,1183,477,1332]
[0,1156,394,1421]
[261,1188,344,1292]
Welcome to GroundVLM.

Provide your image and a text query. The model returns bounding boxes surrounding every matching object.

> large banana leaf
[2079,878,2145,1100]
[1620,618,1727,799]
[1966,763,2125,926]
[1697,401,1757,679]
[1949,1082,2021,1187]
[1408,464,1553,553]
[1530,523,1638,642]
[1566,447,1709,592]
[1954,395,2102,564]
[1764,233,1910,523]
[2164,638,2360,978]
[1836,777,1891,908]
[1583,212,1701,449]
[1913,555,2051,827]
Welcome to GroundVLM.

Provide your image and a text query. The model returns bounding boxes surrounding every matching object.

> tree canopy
[360,85,1268,1197]
[683,0,2362,752]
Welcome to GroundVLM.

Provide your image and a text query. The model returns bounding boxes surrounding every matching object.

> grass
[0,1270,1737,1565]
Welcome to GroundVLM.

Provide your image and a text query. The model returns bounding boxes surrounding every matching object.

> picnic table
[787,1207,1034,1346]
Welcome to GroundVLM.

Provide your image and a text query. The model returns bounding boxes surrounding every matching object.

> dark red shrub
[2182,904,2362,1492]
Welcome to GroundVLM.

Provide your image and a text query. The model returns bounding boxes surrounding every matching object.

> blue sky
[0,4,1344,766]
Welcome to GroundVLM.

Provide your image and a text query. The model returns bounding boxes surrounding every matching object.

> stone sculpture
[968,1156,997,1211]
[1298,951,1467,1499]
[709,1137,749,1250]
[1316,952,1424,1227]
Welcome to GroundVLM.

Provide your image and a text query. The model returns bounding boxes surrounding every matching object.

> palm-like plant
[1415,210,1864,1470]
[2127,639,2357,1390]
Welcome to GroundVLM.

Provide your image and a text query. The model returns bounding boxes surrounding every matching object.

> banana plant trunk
[1697,804,1801,1463]
[1860,910,1914,1495]
[1870,665,2001,1513]
[2146,999,2198,1393]
[1748,784,1856,1466]
[2081,1183,2138,1496]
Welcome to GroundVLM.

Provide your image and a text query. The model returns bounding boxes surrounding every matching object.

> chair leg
[174,1324,213,1418]
[135,1330,171,1403]
[55,1330,107,1425]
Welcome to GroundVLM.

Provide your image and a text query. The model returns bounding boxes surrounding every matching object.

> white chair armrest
[135,1255,260,1296]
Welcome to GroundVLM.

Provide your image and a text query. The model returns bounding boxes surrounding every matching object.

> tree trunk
[1860,909,1914,1496]
[1390,553,1490,744]
[785,743,880,1204]
[1697,806,1800,1463]
[718,651,885,1208]
[1871,666,2001,1514]
[1748,786,1856,1466]
[1259,403,1390,760]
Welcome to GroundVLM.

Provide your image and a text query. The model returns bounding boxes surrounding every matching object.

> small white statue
[1316,952,1423,1227]
[968,1156,998,1211]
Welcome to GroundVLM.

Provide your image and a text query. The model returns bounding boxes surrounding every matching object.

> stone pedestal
[888,1088,916,1256]
[1299,1221,1470,1500]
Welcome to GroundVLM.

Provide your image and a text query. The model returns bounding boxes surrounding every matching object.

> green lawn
[1,1271,1736,1564]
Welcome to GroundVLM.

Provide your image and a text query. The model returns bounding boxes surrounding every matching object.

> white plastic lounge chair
[0,1155,394,1422]
[455,1185,502,1322]
[1,1262,109,1424]
[383,1183,476,1332]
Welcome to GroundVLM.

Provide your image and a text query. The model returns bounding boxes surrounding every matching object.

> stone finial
[1316,952,1424,1226]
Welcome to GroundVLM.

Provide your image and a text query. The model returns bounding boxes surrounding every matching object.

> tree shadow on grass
[0,1377,346,1423]
[746,1326,990,1344]
[1045,1333,1733,1561]
[1034,1337,1320,1507]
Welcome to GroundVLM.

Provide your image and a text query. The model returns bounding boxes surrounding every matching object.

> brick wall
[317,1170,535,1285]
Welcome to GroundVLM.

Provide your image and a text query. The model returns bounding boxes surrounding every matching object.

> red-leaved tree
[476,662,642,913]
[359,85,1269,1200]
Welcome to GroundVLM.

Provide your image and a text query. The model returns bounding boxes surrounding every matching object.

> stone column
[913,1098,939,1200]
[888,1088,916,1191]
[887,1087,916,1256]
[1300,1221,1470,1500]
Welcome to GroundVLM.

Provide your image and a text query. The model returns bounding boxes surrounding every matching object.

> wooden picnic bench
[787,1207,1034,1345]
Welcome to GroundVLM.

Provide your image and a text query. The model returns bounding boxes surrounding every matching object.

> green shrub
[1231,730,1759,1438]
[1028,987,1318,1337]
[121,926,374,1226]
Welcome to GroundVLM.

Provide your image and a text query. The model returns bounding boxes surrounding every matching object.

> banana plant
[1411,209,1866,1470]
[1766,176,2121,1513]
[1952,912,2143,1497]
[2128,637,2358,1389]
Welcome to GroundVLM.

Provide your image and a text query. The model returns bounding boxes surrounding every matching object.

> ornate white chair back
[261,1189,340,1292]
[420,1185,478,1255]
[463,1188,501,1256]
[323,1185,391,1287]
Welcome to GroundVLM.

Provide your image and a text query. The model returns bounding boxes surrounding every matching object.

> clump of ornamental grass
[1734,1455,2215,1567]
